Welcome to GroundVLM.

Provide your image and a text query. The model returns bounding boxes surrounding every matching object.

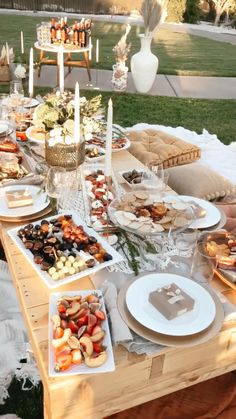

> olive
[41,220,49,225]
[88,236,97,244]
[64,214,72,220]
[86,259,96,268]
[103,253,113,261]
[34,224,41,230]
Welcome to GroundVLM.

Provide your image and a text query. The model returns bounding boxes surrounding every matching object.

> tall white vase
[131,34,158,94]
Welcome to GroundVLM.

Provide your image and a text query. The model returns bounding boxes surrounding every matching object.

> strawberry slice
[77,315,88,327]
[57,304,66,314]
[95,310,106,321]
[67,321,79,334]
[93,342,103,354]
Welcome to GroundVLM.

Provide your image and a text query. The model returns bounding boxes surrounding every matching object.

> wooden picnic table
[0,150,236,419]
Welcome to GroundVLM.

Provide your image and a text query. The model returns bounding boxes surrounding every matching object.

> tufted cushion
[126,129,201,169]
[166,162,236,201]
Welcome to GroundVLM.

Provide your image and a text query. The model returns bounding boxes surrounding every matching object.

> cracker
[134,191,149,200]
[115,211,132,226]
[173,216,188,227]
[172,202,188,211]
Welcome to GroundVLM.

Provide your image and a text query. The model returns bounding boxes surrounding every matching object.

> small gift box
[149,283,195,320]
[5,188,33,208]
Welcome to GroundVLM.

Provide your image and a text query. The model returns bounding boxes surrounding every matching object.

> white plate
[111,137,131,152]
[126,273,216,336]
[0,185,49,218]
[0,121,9,136]
[164,195,221,229]
[48,290,115,377]
[25,126,46,143]
[8,211,123,289]
[2,96,39,109]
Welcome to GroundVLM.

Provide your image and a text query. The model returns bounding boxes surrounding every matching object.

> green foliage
[0,377,43,419]
[184,0,201,23]
[166,0,187,22]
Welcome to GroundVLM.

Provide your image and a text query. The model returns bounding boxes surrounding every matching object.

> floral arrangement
[140,0,168,37]
[112,24,131,66]
[14,63,26,79]
[33,91,103,146]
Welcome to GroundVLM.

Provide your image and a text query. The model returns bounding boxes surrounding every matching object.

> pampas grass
[140,0,168,36]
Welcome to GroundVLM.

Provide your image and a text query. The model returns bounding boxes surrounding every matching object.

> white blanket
[125,124,236,185]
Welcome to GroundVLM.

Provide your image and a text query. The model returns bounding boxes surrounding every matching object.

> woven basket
[0,65,11,82]
[45,139,85,171]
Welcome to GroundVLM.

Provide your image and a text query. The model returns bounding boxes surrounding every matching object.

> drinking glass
[190,240,217,286]
[45,167,66,212]
[139,238,162,271]
[148,162,164,179]
[9,80,24,107]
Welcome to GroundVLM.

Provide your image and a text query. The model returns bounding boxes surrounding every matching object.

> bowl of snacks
[108,191,195,236]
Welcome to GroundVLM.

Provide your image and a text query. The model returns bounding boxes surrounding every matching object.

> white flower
[50,127,63,137]
[80,96,87,105]
[14,64,26,79]
[84,132,93,141]
[64,135,74,145]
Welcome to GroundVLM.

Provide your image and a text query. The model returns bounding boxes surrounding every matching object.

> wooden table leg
[38,49,44,78]
[67,53,72,73]
[84,50,91,82]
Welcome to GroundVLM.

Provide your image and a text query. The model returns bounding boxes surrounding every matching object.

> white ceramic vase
[131,34,158,94]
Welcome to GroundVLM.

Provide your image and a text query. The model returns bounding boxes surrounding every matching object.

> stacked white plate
[118,273,224,347]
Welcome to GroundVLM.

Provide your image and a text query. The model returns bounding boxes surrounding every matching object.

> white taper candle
[96,39,99,63]
[74,82,80,144]
[105,98,113,177]
[88,37,92,61]
[20,31,24,54]
[28,47,34,97]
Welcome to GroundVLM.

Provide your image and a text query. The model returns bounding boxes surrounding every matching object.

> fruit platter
[49,290,115,376]
[81,164,121,231]
[7,212,123,288]
[108,191,195,236]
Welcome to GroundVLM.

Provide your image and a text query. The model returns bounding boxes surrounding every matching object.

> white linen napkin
[101,281,165,355]
[101,281,133,343]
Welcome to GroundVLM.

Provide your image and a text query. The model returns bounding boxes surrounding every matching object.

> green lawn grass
[0,14,236,76]
[0,84,235,145]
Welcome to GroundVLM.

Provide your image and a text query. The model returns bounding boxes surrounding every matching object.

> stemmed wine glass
[45,167,66,213]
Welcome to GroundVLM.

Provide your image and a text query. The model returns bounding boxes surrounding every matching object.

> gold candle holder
[45,139,85,171]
